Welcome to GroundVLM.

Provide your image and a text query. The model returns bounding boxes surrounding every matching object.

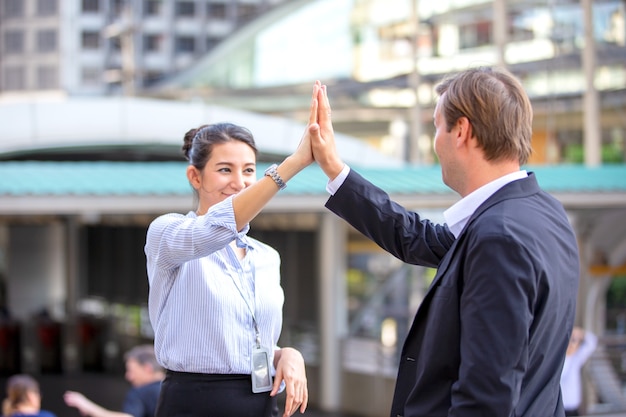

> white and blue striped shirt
[145,196,285,375]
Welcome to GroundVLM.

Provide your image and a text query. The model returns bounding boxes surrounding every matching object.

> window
[81,31,100,49]
[37,0,57,16]
[3,66,26,90]
[37,65,58,89]
[206,36,221,51]
[81,67,101,86]
[37,29,57,52]
[459,21,492,49]
[207,2,227,19]
[176,1,195,17]
[4,30,24,54]
[4,0,24,17]
[143,70,164,87]
[144,0,161,16]
[143,34,162,52]
[110,37,122,51]
[82,0,99,13]
[175,36,195,53]
[112,0,125,18]
[237,4,257,22]
[596,2,625,46]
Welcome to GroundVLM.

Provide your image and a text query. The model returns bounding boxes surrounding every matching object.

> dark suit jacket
[326,170,579,417]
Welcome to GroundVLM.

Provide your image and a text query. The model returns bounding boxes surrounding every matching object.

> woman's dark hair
[182,122,258,170]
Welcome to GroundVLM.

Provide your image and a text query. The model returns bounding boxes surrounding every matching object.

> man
[308,67,580,416]
[64,345,164,417]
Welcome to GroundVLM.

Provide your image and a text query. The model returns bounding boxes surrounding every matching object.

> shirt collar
[444,170,528,238]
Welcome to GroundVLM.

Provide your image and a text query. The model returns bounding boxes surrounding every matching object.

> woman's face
[190,141,257,213]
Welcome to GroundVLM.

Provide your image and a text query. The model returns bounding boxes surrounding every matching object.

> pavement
[0,373,365,417]
[302,408,361,417]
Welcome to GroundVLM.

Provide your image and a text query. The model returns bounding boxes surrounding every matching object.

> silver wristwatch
[264,164,287,190]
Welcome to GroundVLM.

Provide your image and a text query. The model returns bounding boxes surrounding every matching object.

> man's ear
[456,116,472,146]
[186,166,201,190]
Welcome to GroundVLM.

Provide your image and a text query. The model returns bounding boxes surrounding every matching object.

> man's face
[433,96,458,189]
[125,358,150,387]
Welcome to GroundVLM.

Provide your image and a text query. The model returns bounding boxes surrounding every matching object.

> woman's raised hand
[310,82,345,180]
[291,81,322,169]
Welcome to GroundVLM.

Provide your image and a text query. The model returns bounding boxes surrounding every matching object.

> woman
[2,374,56,417]
[145,83,320,417]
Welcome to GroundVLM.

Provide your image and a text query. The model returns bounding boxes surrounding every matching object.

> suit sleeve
[325,169,455,268]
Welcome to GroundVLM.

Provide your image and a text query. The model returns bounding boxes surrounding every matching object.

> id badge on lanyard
[251,343,273,393]
[232,249,273,393]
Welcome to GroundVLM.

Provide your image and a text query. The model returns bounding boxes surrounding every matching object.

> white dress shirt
[443,170,528,237]
[560,331,598,411]
[145,196,284,375]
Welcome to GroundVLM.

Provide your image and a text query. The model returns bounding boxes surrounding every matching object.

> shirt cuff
[326,164,350,195]
[206,195,250,235]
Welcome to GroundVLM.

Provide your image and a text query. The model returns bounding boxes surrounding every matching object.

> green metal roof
[0,161,625,197]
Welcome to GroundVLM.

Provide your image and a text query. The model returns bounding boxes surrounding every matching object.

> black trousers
[156,370,279,417]
[565,409,579,416]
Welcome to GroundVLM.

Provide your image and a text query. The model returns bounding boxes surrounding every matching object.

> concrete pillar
[492,0,507,68]
[581,0,602,166]
[317,213,347,411]
[408,0,422,165]
[64,216,81,373]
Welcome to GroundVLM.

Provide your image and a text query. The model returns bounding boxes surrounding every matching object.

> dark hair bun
[182,125,208,160]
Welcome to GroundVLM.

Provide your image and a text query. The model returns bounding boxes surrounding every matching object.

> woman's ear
[186,166,201,190]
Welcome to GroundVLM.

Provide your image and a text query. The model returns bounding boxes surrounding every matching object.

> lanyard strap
[228,243,261,348]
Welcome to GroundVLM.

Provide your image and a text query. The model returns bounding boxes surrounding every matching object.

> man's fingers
[317,84,334,135]
[308,82,319,125]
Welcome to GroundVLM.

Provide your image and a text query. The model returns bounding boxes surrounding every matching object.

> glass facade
[175,0,625,90]
[165,0,625,169]
[186,0,354,89]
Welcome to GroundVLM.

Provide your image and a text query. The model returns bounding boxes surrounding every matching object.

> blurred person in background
[2,374,56,417]
[561,327,598,416]
[64,344,164,417]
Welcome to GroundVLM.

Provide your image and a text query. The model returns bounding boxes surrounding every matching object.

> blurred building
[154,0,626,166]
[0,0,288,96]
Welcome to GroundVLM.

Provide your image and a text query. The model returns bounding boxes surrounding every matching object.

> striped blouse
[145,196,285,375]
